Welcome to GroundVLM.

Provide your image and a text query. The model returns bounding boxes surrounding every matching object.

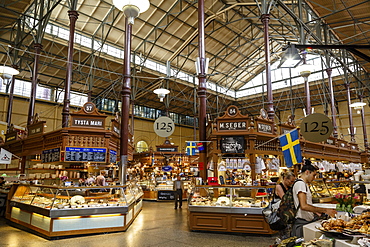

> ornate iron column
[197,0,207,181]
[62,10,79,128]
[120,18,132,185]
[327,68,338,138]
[27,43,42,125]
[345,83,355,142]
[359,95,368,149]
[261,14,274,121]
[6,65,18,129]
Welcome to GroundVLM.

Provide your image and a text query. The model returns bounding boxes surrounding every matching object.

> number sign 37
[154,116,175,137]
[300,113,333,142]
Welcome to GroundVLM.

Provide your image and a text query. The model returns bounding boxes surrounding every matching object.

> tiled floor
[0,201,276,247]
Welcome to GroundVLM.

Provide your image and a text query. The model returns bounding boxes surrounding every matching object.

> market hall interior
[0,201,276,247]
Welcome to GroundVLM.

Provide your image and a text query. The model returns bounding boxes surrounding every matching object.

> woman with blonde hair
[274,171,296,242]
[275,171,296,199]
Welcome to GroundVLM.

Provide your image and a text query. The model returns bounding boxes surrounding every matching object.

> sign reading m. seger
[218,121,247,131]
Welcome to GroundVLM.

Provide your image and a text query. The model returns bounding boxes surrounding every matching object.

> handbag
[262,189,286,231]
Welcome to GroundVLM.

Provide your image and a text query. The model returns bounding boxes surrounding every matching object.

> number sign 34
[300,113,333,142]
[154,116,175,137]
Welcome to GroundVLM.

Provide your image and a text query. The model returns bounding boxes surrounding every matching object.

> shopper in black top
[274,171,296,241]
[275,171,296,199]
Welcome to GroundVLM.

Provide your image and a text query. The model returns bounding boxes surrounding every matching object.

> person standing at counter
[275,171,296,240]
[96,171,107,186]
[291,160,337,238]
[275,172,296,199]
[173,175,184,209]
[0,177,5,187]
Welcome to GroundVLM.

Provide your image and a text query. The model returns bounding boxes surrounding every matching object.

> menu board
[65,147,107,163]
[41,148,60,163]
[109,150,117,163]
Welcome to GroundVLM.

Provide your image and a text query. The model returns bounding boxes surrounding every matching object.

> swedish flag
[186,142,198,156]
[279,129,302,168]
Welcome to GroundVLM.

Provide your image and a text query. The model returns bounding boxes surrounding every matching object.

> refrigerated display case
[8,183,143,238]
[188,185,275,234]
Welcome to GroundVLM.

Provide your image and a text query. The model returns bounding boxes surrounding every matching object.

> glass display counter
[310,179,351,203]
[188,185,275,234]
[8,183,143,238]
[138,179,191,201]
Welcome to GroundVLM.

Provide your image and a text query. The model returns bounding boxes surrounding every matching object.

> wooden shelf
[27,168,87,171]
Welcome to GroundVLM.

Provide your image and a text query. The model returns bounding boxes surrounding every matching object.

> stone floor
[0,201,276,247]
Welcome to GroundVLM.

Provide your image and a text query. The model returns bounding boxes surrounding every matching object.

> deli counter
[138,179,191,201]
[8,183,143,238]
[188,185,275,234]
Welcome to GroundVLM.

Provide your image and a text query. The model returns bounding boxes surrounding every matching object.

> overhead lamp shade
[297,63,314,77]
[349,101,366,108]
[350,101,366,114]
[0,66,19,80]
[112,0,150,13]
[153,88,170,102]
[278,44,302,68]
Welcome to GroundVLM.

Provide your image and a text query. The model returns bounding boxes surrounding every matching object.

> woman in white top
[291,161,336,238]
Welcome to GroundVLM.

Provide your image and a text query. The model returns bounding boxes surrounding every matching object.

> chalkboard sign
[41,148,60,163]
[109,150,117,163]
[220,136,245,153]
[157,190,175,200]
[65,147,107,163]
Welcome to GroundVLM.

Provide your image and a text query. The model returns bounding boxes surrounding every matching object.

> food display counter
[188,185,275,234]
[310,179,352,203]
[8,182,143,238]
[138,179,190,201]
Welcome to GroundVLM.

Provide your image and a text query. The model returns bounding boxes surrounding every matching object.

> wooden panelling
[230,214,273,234]
[188,212,275,234]
[189,213,228,231]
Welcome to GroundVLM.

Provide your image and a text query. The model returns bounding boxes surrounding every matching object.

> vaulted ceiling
[0,0,369,122]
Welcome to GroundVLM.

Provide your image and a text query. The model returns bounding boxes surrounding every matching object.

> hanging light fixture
[153,88,170,102]
[350,101,366,114]
[112,0,150,24]
[0,66,19,80]
[297,62,314,78]
[278,44,302,68]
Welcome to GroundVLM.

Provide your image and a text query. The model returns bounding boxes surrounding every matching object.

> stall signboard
[65,147,107,163]
[257,123,273,134]
[41,148,60,163]
[71,118,105,129]
[157,191,175,200]
[218,121,247,131]
[157,147,178,152]
[220,136,245,153]
[109,150,117,163]
[27,121,45,136]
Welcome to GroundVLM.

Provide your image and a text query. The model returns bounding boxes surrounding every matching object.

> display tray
[188,205,264,214]
[10,200,134,217]
[315,226,349,238]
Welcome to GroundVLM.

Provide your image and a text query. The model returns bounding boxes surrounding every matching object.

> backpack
[277,179,302,225]
[262,198,286,230]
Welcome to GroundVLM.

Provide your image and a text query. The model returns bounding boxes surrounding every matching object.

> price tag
[154,116,175,137]
[300,113,333,142]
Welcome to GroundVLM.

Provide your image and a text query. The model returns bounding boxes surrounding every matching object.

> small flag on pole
[186,142,198,156]
[0,148,12,164]
[279,129,302,168]
[196,142,204,151]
